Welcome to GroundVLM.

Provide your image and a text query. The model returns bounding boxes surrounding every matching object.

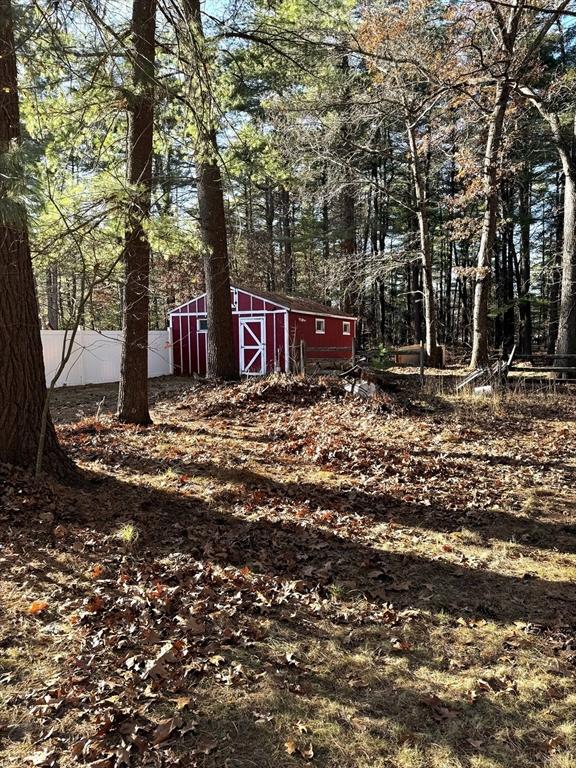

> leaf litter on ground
[1,374,576,767]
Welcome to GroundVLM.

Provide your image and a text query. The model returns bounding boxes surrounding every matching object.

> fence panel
[41,329,172,388]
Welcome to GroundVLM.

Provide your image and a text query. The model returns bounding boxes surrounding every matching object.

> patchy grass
[1,373,576,768]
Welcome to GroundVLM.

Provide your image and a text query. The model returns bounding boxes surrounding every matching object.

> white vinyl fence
[41,329,172,388]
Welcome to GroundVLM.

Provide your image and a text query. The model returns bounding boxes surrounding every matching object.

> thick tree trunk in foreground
[470,83,510,368]
[117,0,156,424]
[184,0,238,380]
[197,142,238,379]
[0,0,72,476]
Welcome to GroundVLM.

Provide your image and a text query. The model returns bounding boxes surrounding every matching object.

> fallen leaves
[172,695,192,711]
[27,749,57,766]
[194,737,218,755]
[470,675,518,699]
[151,716,181,746]
[85,595,105,612]
[90,563,105,579]
[424,694,459,722]
[285,738,314,760]
[28,600,49,615]
[390,636,412,652]
[2,378,576,768]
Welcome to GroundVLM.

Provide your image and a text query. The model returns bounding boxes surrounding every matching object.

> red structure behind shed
[169,285,356,376]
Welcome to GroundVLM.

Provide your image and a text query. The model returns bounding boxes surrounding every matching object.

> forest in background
[4,0,576,475]
[21,0,576,365]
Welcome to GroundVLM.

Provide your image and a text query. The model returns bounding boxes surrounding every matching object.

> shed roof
[234,284,356,319]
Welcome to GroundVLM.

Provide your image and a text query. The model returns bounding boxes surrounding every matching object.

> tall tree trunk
[458,241,471,345]
[245,175,254,264]
[503,231,516,351]
[538,109,576,367]
[556,170,576,364]
[0,0,72,476]
[406,120,440,364]
[184,0,238,380]
[375,152,389,343]
[117,0,156,424]
[445,128,457,345]
[521,96,576,366]
[322,190,330,262]
[548,172,563,353]
[338,54,357,316]
[340,182,356,313]
[198,146,238,378]
[412,262,423,344]
[494,231,503,349]
[46,263,59,329]
[470,82,510,368]
[281,186,294,293]
[500,180,515,353]
[265,184,275,290]
[517,169,532,355]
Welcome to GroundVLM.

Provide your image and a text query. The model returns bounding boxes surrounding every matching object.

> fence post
[77,328,84,386]
[167,325,174,375]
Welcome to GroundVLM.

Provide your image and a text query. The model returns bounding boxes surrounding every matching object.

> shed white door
[239,317,266,375]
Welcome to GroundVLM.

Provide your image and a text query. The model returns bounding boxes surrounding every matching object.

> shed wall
[289,312,355,363]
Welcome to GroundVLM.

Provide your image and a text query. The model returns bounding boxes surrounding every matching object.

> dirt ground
[1,372,576,768]
[48,376,190,423]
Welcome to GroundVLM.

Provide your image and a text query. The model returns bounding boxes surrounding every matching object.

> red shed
[169,284,356,376]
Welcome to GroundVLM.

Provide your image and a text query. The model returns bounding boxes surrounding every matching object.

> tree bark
[500,180,515,353]
[470,82,510,368]
[494,232,503,349]
[338,54,357,316]
[0,0,73,476]
[184,0,238,380]
[533,106,576,367]
[281,186,294,293]
[322,188,330,263]
[117,0,156,424]
[556,169,576,364]
[547,172,563,354]
[265,184,275,290]
[519,92,576,367]
[517,168,532,356]
[198,145,238,378]
[406,121,440,365]
[46,263,59,329]
[503,230,515,352]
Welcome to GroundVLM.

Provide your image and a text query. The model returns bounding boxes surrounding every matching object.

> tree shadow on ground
[74,469,576,626]
[73,438,576,557]
[3,464,575,768]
